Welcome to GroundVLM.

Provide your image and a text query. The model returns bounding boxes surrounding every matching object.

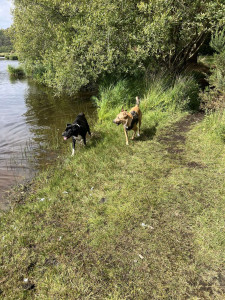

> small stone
[141,223,154,230]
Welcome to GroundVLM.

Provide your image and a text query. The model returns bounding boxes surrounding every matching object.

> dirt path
[158,113,204,153]
[157,113,205,168]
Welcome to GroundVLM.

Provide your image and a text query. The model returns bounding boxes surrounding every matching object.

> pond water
[0,59,96,209]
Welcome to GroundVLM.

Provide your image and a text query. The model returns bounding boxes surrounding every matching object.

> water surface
[0,59,96,209]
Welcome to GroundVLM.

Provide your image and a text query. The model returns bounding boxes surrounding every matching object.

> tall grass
[142,76,200,112]
[201,110,225,142]
[93,74,200,122]
[92,78,145,120]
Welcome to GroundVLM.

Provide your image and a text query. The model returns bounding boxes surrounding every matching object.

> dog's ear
[121,107,124,112]
[123,111,128,118]
[67,123,72,127]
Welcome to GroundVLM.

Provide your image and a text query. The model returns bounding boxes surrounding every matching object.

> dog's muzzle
[62,133,68,140]
[113,120,120,126]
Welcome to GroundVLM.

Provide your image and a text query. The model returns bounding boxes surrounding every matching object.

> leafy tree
[11,0,225,94]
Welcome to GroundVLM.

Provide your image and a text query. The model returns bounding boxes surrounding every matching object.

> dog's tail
[136,96,140,107]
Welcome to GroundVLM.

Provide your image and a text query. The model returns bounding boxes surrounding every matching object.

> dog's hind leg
[131,124,137,140]
[72,137,76,156]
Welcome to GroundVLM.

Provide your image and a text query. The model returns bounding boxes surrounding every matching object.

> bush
[4,54,18,60]
[8,65,26,79]
[200,28,225,111]
[9,55,18,60]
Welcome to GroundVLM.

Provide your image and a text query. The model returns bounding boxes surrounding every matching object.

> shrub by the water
[8,65,25,78]
[4,54,18,60]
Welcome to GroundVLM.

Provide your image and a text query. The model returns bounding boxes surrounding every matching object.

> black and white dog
[62,113,91,156]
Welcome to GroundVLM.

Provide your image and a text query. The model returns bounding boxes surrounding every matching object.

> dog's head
[62,123,80,140]
[113,108,128,126]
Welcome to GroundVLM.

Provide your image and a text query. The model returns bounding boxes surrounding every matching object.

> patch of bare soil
[158,113,205,168]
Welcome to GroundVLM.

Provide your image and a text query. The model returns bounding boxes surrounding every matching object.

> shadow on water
[0,60,97,209]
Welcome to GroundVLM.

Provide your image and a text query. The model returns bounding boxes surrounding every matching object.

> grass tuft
[8,65,26,79]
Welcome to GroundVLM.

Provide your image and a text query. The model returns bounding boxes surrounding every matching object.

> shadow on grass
[87,131,106,148]
[138,125,158,141]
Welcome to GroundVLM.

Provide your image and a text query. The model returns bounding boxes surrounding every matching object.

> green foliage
[209,29,225,92]
[210,28,225,53]
[11,0,225,93]
[9,55,18,60]
[200,28,225,110]
[0,29,12,53]
[8,65,26,78]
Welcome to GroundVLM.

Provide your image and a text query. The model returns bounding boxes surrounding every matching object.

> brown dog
[113,97,142,145]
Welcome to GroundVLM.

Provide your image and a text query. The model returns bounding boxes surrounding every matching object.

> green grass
[0,75,225,299]
[93,75,199,121]
[201,110,225,142]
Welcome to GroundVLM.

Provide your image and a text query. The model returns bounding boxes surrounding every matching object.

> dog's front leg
[123,126,129,145]
[83,135,86,146]
[72,137,76,156]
